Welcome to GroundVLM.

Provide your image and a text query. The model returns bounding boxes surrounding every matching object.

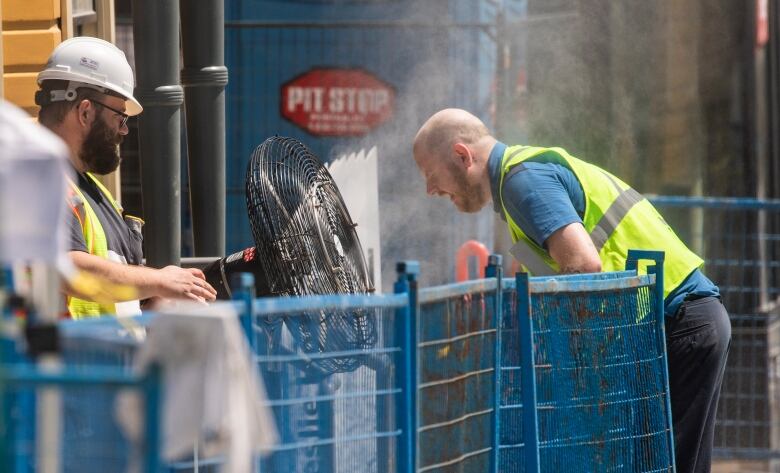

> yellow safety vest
[498,145,703,299]
[66,173,124,318]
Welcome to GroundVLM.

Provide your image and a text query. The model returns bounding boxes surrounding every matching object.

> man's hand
[155,266,217,302]
[67,251,218,303]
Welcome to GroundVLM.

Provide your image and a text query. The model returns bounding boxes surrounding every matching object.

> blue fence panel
[2,252,684,472]
[244,293,409,473]
[516,270,675,472]
[497,276,526,473]
[416,278,499,473]
[0,321,159,473]
[648,196,780,462]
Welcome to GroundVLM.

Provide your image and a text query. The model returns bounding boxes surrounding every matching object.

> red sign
[281,68,395,136]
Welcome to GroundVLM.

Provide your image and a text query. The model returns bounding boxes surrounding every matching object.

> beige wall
[2,0,62,114]
[1,0,121,197]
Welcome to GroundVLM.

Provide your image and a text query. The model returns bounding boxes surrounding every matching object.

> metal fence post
[625,249,675,470]
[394,261,419,473]
[516,271,539,473]
[486,254,503,473]
[230,273,256,350]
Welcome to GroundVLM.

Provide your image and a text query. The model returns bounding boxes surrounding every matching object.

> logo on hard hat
[79,57,99,71]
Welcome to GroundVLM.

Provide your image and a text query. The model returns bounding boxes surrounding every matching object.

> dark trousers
[665,296,731,473]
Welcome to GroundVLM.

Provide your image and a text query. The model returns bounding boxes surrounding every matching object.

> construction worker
[35,37,216,318]
[413,108,731,473]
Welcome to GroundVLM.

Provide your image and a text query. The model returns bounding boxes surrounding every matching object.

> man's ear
[453,142,473,169]
[76,99,93,127]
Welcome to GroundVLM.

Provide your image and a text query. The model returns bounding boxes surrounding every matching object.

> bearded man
[36,37,216,318]
[413,108,731,473]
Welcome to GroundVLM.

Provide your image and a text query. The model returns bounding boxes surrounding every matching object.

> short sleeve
[501,163,583,248]
[66,207,89,253]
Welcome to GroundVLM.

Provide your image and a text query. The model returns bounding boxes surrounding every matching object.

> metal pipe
[131,0,183,267]
[769,0,780,199]
[181,0,227,256]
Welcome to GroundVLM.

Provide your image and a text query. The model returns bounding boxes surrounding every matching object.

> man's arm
[501,162,600,274]
[68,251,217,302]
[545,222,602,274]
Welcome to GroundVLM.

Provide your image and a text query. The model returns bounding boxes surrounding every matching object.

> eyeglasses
[89,99,129,128]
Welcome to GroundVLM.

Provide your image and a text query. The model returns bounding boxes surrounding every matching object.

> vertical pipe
[770,0,780,199]
[517,271,539,473]
[486,254,503,473]
[768,2,780,465]
[394,261,419,473]
[744,0,759,196]
[132,0,183,267]
[181,0,228,257]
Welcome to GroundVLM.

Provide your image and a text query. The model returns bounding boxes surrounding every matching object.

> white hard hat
[37,36,142,116]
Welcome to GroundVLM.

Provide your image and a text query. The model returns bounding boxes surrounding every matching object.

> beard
[80,115,123,175]
[450,167,485,213]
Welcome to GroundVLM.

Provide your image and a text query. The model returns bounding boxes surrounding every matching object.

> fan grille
[246,137,376,373]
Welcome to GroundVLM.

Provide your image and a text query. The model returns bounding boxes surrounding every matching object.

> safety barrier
[0,322,160,473]
[648,196,780,465]
[510,266,674,472]
[239,290,413,473]
[0,251,673,472]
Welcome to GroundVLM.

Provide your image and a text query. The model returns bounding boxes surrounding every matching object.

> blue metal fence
[497,252,674,473]
[0,324,160,473]
[648,196,780,464]
[244,292,412,473]
[417,277,500,472]
[1,253,674,472]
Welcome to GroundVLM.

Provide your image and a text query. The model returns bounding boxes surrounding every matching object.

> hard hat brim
[126,97,143,116]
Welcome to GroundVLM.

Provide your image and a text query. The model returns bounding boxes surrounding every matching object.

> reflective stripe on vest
[66,173,123,319]
[588,172,644,252]
[498,145,703,299]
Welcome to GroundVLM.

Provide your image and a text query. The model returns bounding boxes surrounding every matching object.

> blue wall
[224,0,505,286]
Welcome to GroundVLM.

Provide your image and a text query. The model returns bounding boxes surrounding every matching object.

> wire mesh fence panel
[498,278,526,472]
[0,321,158,473]
[416,279,499,473]
[649,197,780,467]
[519,273,675,473]
[1,381,150,472]
[246,294,408,473]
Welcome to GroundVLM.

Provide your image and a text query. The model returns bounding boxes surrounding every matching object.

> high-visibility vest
[66,173,124,318]
[498,145,703,299]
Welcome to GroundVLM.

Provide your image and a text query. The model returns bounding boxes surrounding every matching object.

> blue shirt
[487,141,719,316]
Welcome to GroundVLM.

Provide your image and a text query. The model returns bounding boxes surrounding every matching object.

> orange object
[455,240,490,282]
[757,0,769,48]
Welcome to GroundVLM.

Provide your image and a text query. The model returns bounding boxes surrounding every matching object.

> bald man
[413,108,730,473]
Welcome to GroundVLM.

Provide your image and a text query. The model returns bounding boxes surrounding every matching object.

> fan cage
[245,136,377,373]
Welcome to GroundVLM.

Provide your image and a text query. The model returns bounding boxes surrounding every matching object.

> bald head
[412,109,497,213]
[413,108,493,162]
